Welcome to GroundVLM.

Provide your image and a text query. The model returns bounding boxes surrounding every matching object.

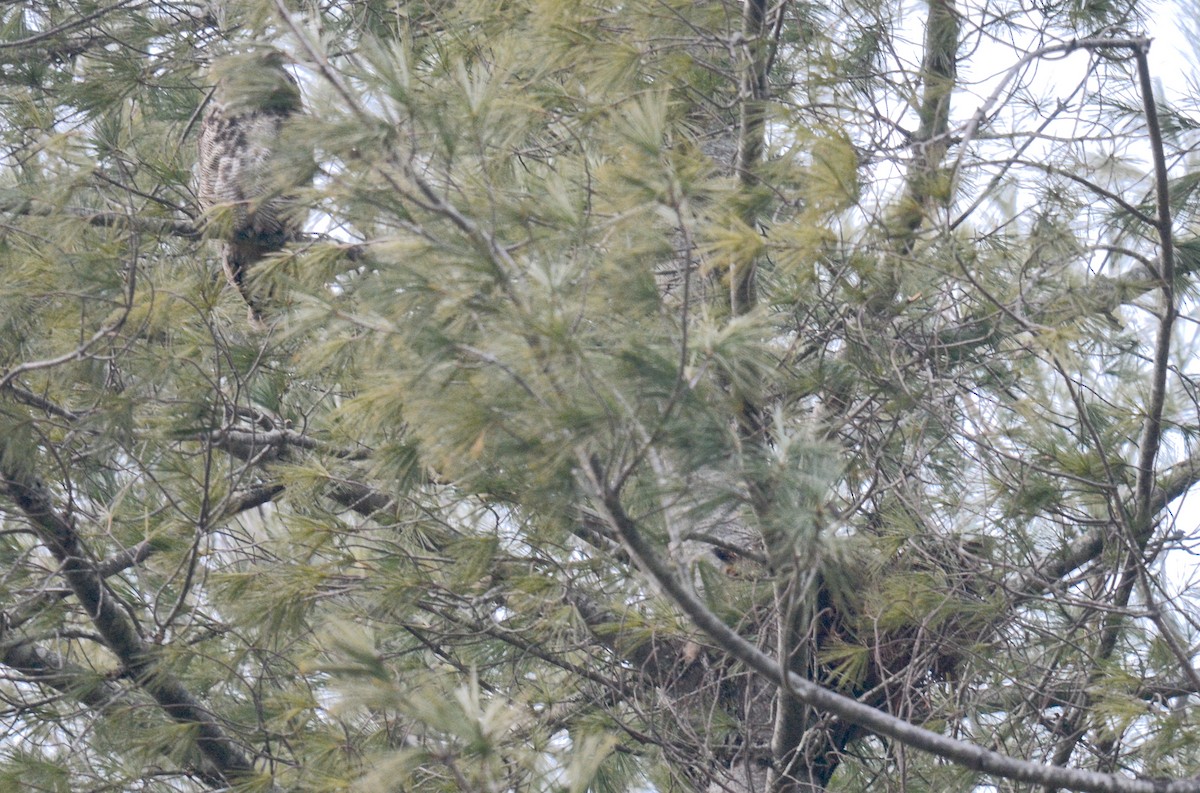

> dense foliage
[3,0,1200,791]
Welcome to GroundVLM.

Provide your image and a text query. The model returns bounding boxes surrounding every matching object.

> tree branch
[0,471,260,787]
[0,637,232,789]
[1131,41,1177,526]
[1013,373,1200,600]
[579,452,1200,793]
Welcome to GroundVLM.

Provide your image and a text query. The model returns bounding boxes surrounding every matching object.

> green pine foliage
[2,0,1200,791]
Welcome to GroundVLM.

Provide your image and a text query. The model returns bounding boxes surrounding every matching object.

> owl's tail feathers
[222,241,277,330]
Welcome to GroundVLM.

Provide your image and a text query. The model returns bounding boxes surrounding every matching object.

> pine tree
[2,0,1200,791]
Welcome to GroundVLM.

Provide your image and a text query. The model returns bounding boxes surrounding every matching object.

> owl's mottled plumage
[197,53,305,324]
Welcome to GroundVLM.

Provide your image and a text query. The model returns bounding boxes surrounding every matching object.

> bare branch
[1132,42,1178,525]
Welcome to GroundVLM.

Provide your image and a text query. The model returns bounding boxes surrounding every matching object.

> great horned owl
[197,52,306,325]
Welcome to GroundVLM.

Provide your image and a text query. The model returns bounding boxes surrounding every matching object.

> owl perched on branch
[197,51,307,325]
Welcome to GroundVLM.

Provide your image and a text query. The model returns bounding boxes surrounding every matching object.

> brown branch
[0,238,136,392]
[566,588,703,688]
[0,638,231,789]
[952,36,1151,180]
[0,32,110,64]
[1131,41,1177,525]
[9,540,154,630]
[579,452,1200,793]
[0,0,140,51]
[5,481,287,637]
[886,0,959,257]
[1013,59,1193,593]
[2,640,126,713]
[77,210,201,239]
[1,198,200,238]
[1010,448,1199,600]
[2,383,84,422]
[0,471,259,787]
[210,426,370,463]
